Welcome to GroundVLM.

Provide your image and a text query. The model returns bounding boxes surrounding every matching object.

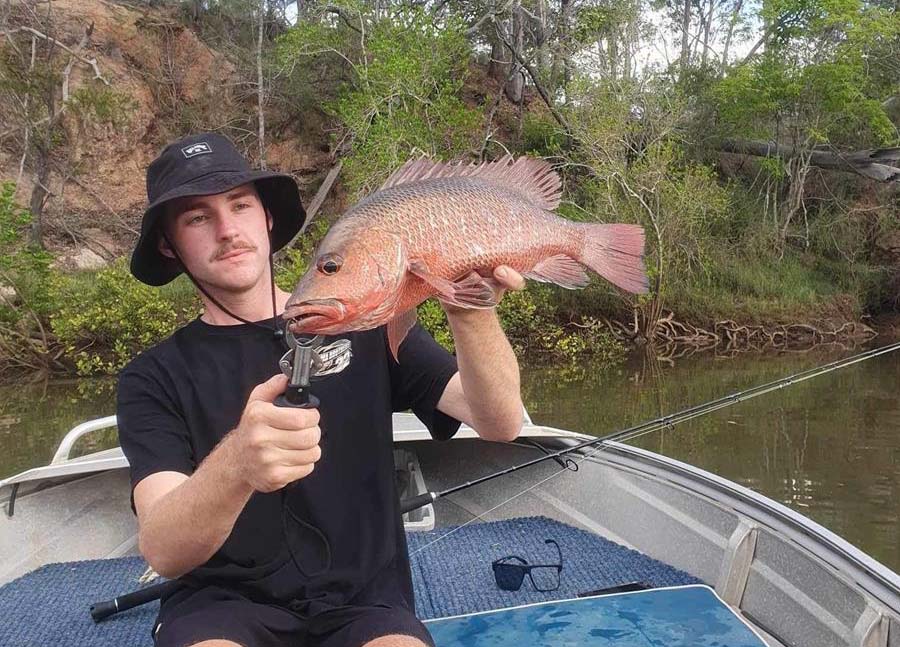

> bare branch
[494,20,572,135]
[466,1,514,36]
[62,23,94,102]
[278,159,344,258]
[322,5,362,34]
[2,25,110,85]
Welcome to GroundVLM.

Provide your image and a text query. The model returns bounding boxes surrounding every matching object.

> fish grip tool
[274,326,332,577]
[276,328,323,410]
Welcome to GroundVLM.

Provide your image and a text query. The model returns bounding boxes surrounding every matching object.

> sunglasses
[491,539,564,592]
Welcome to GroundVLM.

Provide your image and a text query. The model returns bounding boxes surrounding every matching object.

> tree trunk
[28,152,49,248]
[721,0,743,70]
[597,38,607,76]
[740,18,775,65]
[504,3,524,103]
[535,0,550,73]
[718,139,900,182]
[561,0,573,102]
[700,0,714,68]
[884,95,900,127]
[488,0,506,81]
[608,28,618,80]
[489,36,506,80]
[623,10,635,80]
[257,0,267,169]
[680,0,692,72]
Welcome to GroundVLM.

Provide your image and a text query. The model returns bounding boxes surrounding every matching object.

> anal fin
[524,255,589,289]
[387,309,418,362]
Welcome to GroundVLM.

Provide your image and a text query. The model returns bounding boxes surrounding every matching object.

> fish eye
[317,253,343,275]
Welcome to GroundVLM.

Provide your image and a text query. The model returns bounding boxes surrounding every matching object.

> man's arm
[134,445,251,578]
[133,374,321,578]
[436,267,525,442]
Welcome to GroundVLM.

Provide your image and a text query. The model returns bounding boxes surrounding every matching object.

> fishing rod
[90,339,900,621]
[399,339,900,515]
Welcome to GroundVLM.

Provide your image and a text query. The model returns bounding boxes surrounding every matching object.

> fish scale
[362,180,572,278]
[285,156,648,359]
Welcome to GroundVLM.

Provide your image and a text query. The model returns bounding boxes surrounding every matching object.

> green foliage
[0,183,53,323]
[667,251,851,322]
[575,0,639,43]
[67,86,137,130]
[521,113,567,157]
[538,318,627,365]
[277,3,481,197]
[50,261,200,376]
[415,284,626,368]
[416,299,454,351]
[274,219,331,291]
[417,286,555,355]
[713,0,900,147]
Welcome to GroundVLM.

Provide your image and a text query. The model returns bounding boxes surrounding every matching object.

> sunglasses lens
[529,566,561,592]
[493,563,526,591]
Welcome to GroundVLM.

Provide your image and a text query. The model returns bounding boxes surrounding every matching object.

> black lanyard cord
[160,230,285,343]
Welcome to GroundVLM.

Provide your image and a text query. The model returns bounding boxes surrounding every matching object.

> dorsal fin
[378,155,562,210]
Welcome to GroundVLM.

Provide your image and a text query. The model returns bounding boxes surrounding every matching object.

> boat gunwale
[539,426,900,615]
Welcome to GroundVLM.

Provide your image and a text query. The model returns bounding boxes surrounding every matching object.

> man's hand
[490,265,527,298]
[437,265,525,442]
[228,374,322,492]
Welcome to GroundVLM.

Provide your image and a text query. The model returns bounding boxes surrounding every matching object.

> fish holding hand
[284,155,649,359]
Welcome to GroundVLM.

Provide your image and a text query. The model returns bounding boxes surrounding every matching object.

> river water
[2,345,899,570]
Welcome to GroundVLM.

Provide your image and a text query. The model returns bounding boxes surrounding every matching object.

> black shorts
[152,585,435,647]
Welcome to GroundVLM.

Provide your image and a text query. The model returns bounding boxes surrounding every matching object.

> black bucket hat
[131,132,305,286]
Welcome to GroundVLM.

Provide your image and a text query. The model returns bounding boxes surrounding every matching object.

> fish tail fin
[577,224,649,294]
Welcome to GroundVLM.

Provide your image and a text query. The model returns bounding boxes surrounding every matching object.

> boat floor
[0,516,702,647]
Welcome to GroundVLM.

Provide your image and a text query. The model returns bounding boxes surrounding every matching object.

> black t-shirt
[116,315,460,618]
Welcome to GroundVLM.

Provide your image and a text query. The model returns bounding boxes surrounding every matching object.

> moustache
[211,241,256,262]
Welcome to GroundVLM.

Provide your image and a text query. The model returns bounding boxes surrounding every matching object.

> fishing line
[91,341,900,619]
[409,339,900,557]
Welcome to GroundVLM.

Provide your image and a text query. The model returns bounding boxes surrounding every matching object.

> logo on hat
[181,142,212,158]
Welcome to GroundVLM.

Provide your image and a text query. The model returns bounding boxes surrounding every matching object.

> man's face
[159,183,272,293]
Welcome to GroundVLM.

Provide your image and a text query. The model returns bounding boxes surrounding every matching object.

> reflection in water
[521,345,900,572]
[1,346,899,572]
[0,378,118,478]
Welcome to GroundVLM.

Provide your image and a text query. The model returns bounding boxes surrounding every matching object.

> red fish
[284,155,648,358]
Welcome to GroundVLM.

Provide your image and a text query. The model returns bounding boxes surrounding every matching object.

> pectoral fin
[387,308,418,362]
[408,260,497,309]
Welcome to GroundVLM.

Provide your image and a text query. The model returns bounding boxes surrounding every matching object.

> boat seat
[425,585,767,646]
[0,516,701,646]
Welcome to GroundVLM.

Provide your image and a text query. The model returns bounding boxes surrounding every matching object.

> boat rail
[51,415,119,464]
[0,407,556,514]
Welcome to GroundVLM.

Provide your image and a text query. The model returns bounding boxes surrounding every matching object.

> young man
[117,132,525,647]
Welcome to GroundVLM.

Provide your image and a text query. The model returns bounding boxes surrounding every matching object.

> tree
[0,2,129,248]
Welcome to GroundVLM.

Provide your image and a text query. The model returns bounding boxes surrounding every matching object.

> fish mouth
[284,298,346,332]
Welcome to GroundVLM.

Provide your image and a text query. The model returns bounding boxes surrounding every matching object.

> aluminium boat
[0,411,897,647]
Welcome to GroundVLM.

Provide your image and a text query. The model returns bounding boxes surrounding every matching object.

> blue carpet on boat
[406,516,701,619]
[0,516,701,646]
